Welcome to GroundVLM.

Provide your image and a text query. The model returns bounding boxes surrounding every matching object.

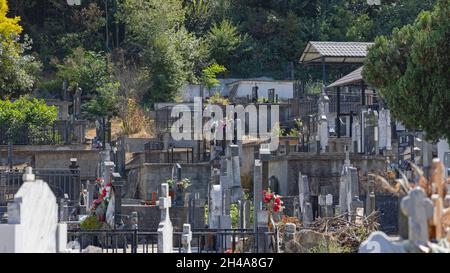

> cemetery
[0,0,449,255]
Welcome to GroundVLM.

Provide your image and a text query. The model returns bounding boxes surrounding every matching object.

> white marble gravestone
[181,223,192,253]
[0,167,67,253]
[401,187,434,246]
[157,183,173,253]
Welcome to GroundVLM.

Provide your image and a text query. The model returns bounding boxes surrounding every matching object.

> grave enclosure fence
[67,228,279,253]
[0,168,82,207]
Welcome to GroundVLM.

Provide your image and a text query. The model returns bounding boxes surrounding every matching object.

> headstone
[298,172,310,213]
[366,175,376,215]
[181,224,192,253]
[401,187,434,246]
[325,194,333,217]
[303,202,313,227]
[157,183,173,253]
[209,185,222,229]
[0,167,67,252]
[350,196,364,222]
[359,231,406,253]
[378,108,392,151]
[268,89,275,103]
[238,200,250,229]
[86,180,96,211]
[229,144,243,202]
[318,195,326,218]
[253,160,263,231]
[112,173,124,228]
[284,223,296,241]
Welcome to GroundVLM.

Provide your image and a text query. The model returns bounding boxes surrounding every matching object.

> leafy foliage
[0,96,57,136]
[363,0,450,142]
[0,0,41,98]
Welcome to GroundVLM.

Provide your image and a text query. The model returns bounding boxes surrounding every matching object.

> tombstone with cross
[157,183,173,253]
[181,223,192,253]
[401,187,434,246]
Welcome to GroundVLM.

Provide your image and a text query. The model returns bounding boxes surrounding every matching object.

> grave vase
[169,187,175,205]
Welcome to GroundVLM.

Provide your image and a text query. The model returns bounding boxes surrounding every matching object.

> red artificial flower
[273,203,280,212]
[275,196,281,205]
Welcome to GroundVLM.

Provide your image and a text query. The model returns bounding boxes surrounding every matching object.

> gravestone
[303,202,313,227]
[366,175,376,215]
[318,195,326,218]
[209,185,222,229]
[401,188,434,246]
[350,196,364,222]
[268,89,275,103]
[359,231,406,253]
[298,172,310,213]
[378,108,392,151]
[253,160,263,230]
[0,167,67,253]
[157,183,173,253]
[86,180,96,211]
[325,194,333,217]
[238,199,250,229]
[181,224,192,253]
[229,144,243,202]
[339,152,355,215]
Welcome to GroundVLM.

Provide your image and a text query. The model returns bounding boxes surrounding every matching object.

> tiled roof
[327,66,364,88]
[300,41,374,63]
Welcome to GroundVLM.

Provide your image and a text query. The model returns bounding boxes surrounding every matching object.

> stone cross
[181,223,192,253]
[157,183,173,253]
[401,187,434,246]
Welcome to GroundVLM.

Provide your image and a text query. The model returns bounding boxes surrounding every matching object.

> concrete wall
[267,153,387,197]
[0,145,100,180]
[128,162,211,201]
[231,81,294,99]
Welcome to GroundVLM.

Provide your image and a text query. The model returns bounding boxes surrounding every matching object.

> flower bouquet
[263,189,284,231]
[91,177,112,222]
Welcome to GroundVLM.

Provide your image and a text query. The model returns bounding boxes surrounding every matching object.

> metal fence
[67,228,278,253]
[0,168,82,206]
[0,120,86,145]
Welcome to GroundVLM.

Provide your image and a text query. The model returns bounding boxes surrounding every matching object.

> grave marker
[157,183,173,253]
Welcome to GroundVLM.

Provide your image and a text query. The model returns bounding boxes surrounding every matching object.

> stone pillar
[182,223,192,253]
[103,161,115,185]
[325,194,333,217]
[86,180,95,211]
[157,183,173,253]
[112,173,124,228]
[230,144,243,202]
[253,160,263,231]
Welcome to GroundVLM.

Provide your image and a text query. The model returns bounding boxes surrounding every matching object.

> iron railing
[0,120,87,145]
[0,168,82,206]
[66,228,278,253]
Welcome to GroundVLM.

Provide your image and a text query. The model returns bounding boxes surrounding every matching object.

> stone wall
[126,162,211,200]
[268,152,387,197]
[0,145,100,180]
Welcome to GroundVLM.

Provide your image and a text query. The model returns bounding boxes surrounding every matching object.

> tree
[363,0,450,142]
[82,81,120,120]
[206,19,244,68]
[0,96,58,138]
[0,0,41,98]
[118,0,208,106]
[55,47,111,99]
